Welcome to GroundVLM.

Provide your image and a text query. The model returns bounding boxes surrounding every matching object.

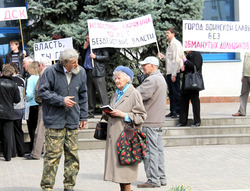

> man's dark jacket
[5,51,25,77]
[37,62,88,129]
[0,57,3,73]
[0,76,20,120]
[81,47,109,77]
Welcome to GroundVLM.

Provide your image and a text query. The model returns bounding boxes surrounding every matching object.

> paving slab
[1,144,250,191]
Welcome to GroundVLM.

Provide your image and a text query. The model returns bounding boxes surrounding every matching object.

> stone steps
[16,116,250,150]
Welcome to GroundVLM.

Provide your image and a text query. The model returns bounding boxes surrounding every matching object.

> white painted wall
[200,0,249,97]
[200,61,242,97]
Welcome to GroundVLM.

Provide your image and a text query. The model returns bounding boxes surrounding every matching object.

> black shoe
[171,114,179,118]
[165,113,173,117]
[191,123,201,127]
[24,154,39,160]
[176,123,186,127]
[64,189,74,191]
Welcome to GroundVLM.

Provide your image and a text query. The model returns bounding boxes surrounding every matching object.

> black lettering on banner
[44,43,49,50]
[185,23,203,30]
[58,42,63,47]
[208,33,220,40]
[53,41,57,48]
[34,44,39,51]
[49,42,53,49]
[39,43,43,50]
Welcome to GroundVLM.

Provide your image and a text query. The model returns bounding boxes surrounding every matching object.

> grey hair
[59,49,79,66]
[113,71,132,84]
[23,56,34,63]
[40,57,51,68]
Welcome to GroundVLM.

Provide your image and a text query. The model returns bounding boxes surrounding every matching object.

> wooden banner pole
[19,19,25,57]
[90,48,95,68]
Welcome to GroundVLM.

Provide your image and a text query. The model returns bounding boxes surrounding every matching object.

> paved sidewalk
[1,144,250,191]
[1,102,250,191]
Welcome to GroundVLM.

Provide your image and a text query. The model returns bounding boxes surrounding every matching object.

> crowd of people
[0,41,53,162]
[0,27,207,191]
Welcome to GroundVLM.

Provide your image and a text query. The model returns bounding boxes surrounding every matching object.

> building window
[0,0,26,63]
[202,0,235,61]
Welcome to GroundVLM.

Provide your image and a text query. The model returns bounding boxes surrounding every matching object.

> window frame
[202,0,236,62]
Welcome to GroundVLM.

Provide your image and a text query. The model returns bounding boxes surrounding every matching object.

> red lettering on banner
[185,40,249,50]
[220,42,249,50]
[123,16,152,29]
[4,11,11,20]
[3,8,27,20]
[12,10,18,18]
[19,10,26,18]
[89,22,96,29]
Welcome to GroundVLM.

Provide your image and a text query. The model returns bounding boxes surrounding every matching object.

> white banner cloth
[34,37,73,61]
[183,20,250,52]
[87,14,157,49]
[0,7,27,21]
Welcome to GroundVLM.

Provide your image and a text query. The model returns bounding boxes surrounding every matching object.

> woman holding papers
[103,66,147,191]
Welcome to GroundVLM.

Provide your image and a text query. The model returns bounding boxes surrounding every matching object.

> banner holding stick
[87,14,157,49]
[19,19,25,54]
[90,49,95,68]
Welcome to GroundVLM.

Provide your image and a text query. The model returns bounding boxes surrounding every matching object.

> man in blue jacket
[38,49,88,191]
[81,33,109,118]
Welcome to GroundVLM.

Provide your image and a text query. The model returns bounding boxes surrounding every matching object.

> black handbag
[93,116,107,140]
[117,122,147,165]
[184,65,204,91]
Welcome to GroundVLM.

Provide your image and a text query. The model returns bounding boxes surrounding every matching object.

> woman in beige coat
[104,66,147,191]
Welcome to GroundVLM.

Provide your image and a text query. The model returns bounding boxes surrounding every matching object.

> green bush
[169,185,192,191]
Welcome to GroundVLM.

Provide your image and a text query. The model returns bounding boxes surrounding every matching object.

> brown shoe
[137,182,160,188]
[232,112,245,117]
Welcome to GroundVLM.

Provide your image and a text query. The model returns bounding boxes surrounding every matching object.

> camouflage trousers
[40,127,79,191]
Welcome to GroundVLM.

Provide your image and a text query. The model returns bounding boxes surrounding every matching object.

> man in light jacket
[137,56,167,188]
[158,27,184,118]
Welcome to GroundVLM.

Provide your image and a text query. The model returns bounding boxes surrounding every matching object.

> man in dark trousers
[81,33,109,118]
[158,27,184,118]
[0,64,20,161]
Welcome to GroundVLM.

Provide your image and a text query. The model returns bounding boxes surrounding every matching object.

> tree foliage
[24,0,204,96]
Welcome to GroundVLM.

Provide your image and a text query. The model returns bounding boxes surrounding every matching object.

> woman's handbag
[184,65,204,91]
[117,122,147,165]
[93,116,108,140]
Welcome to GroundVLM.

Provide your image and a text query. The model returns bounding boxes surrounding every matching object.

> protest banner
[34,37,73,61]
[183,20,250,52]
[0,7,28,21]
[87,14,158,49]
[0,7,28,52]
